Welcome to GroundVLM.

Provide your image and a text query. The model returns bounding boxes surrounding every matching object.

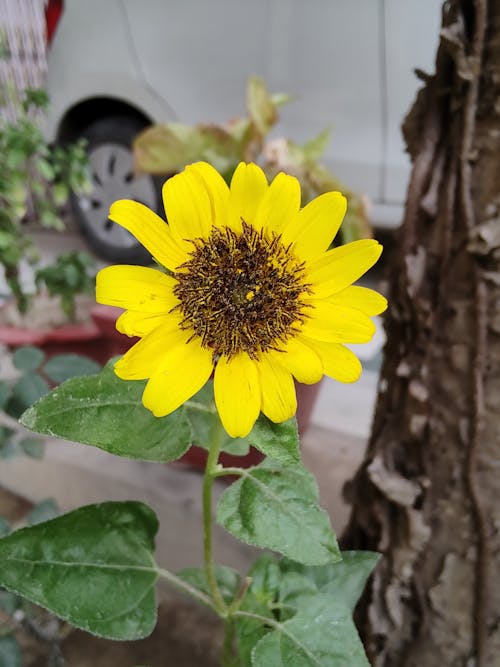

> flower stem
[203,419,227,614]
[221,617,239,667]
[157,568,215,610]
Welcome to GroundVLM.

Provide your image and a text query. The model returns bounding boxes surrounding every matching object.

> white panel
[124,0,384,198]
[123,0,271,124]
[272,0,383,197]
[383,0,442,203]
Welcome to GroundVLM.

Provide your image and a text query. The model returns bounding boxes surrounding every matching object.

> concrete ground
[0,227,384,573]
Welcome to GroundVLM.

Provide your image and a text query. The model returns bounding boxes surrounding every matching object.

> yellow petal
[281,192,347,262]
[301,301,376,343]
[162,168,213,245]
[186,161,230,229]
[228,162,268,232]
[114,319,183,380]
[253,171,301,234]
[142,337,213,417]
[109,200,187,271]
[306,340,362,383]
[259,354,297,423]
[214,353,260,438]
[269,337,323,385]
[305,239,383,299]
[115,310,167,337]
[96,265,178,312]
[328,285,387,316]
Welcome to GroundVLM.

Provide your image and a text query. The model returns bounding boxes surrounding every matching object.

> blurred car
[45,0,442,262]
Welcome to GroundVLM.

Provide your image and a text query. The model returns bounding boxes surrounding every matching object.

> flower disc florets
[173,221,311,360]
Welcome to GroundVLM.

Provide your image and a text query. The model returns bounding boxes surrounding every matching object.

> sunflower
[96,161,386,438]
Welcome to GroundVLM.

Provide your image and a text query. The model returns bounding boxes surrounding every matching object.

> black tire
[70,116,160,264]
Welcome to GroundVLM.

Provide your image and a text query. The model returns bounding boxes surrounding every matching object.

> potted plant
[0,85,125,363]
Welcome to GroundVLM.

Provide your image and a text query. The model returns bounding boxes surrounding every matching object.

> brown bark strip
[459,3,490,663]
[343,1,500,665]
[467,277,489,666]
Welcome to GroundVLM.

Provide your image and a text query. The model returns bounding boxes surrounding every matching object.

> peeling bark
[343,1,500,665]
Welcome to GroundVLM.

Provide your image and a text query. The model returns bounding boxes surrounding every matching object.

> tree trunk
[343,1,500,665]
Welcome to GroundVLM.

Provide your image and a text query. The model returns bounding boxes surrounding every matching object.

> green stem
[221,617,239,667]
[203,420,227,613]
[233,609,280,630]
[157,568,215,610]
[212,465,246,478]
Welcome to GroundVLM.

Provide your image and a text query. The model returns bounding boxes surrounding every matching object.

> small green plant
[0,86,90,313]
[0,160,386,665]
[133,76,372,244]
[0,345,101,666]
[35,251,96,322]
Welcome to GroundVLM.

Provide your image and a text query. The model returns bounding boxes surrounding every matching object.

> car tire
[70,116,161,264]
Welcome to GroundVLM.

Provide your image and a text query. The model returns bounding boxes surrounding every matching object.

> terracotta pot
[90,304,138,358]
[0,295,118,364]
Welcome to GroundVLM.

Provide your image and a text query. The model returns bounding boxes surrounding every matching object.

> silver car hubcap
[76,143,157,249]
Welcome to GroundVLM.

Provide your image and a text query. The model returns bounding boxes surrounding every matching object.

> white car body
[46,0,442,240]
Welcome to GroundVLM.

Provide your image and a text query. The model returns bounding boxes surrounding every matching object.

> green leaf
[246,76,279,137]
[236,591,274,667]
[235,555,282,666]
[301,128,331,163]
[0,517,10,537]
[20,364,192,462]
[252,595,370,667]
[0,636,22,667]
[43,354,101,384]
[18,436,45,459]
[0,501,159,640]
[276,572,317,621]
[0,590,18,614]
[217,460,340,565]
[177,566,241,605]
[0,433,19,459]
[245,554,282,607]
[133,122,240,176]
[12,346,45,371]
[280,551,380,613]
[246,417,299,465]
[26,498,59,525]
[9,373,50,417]
[0,381,11,409]
[185,382,299,461]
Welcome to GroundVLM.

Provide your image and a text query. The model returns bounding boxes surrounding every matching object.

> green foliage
[133,76,371,244]
[43,353,101,384]
[25,498,59,526]
[21,364,301,466]
[0,86,90,313]
[0,502,159,640]
[34,251,96,321]
[252,595,370,667]
[20,362,192,462]
[0,636,22,667]
[278,551,381,614]
[0,346,102,461]
[234,552,378,666]
[0,517,10,537]
[216,459,341,565]
[178,566,241,606]
[0,345,378,664]
[11,345,45,371]
[186,380,299,462]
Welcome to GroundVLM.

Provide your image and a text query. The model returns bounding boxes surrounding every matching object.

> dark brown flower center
[173,221,311,359]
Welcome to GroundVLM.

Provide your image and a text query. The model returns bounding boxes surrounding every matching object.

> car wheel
[70,116,160,264]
